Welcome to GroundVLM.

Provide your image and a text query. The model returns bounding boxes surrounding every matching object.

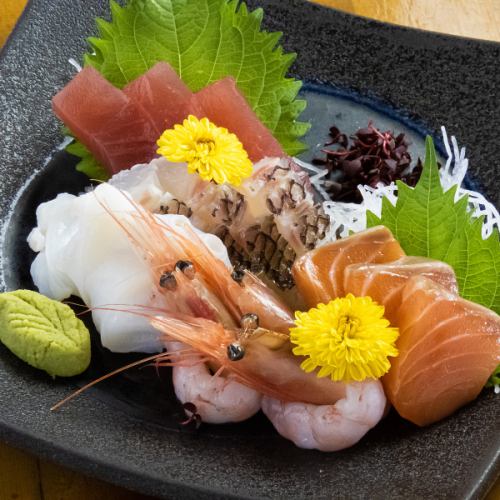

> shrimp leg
[261,380,386,452]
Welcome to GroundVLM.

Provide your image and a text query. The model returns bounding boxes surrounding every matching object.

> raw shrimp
[172,364,262,424]
[106,191,295,334]
[102,197,296,423]
[165,340,261,424]
[261,380,386,452]
[150,313,347,405]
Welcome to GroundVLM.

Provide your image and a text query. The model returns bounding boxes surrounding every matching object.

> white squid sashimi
[28,183,231,353]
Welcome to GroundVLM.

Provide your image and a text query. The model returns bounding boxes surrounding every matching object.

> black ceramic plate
[0,1,499,498]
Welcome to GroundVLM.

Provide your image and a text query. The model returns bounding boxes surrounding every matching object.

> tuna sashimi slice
[344,256,458,324]
[384,276,500,426]
[123,62,203,138]
[193,77,285,162]
[52,66,158,174]
[292,226,405,308]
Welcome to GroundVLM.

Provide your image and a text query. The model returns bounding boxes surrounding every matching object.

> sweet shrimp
[150,313,347,405]
[165,340,262,424]
[102,193,295,334]
[82,191,290,423]
[173,363,262,424]
[261,380,386,452]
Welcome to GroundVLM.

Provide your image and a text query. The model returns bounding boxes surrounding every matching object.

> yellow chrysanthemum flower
[290,294,399,382]
[156,115,253,186]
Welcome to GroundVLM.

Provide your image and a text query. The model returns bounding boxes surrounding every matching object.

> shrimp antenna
[62,300,94,318]
[51,351,171,411]
[50,348,198,412]
[51,302,204,411]
[62,300,89,309]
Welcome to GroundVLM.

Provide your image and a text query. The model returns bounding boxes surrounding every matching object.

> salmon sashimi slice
[52,66,158,174]
[192,77,285,162]
[344,256,458,324]
[123,62,203,138]
[292,226,405,308]
[384,276,500,426]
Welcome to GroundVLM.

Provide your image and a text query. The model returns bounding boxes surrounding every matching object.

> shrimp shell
[101,191,294,334]
[151,313,347,405]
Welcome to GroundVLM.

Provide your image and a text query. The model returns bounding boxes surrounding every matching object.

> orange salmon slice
[384,276,500,427]
[292,226,405,308]
[344,256,458,324]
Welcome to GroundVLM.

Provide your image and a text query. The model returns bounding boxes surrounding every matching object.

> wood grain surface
[0,0,499,498]
[313,0,500,41]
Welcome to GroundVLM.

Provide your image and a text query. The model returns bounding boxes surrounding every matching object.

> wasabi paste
[0,290,90,377]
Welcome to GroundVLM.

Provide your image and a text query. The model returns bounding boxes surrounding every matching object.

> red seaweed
[313,122,423,203]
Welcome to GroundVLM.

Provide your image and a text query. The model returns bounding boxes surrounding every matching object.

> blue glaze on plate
[299,83,477,191]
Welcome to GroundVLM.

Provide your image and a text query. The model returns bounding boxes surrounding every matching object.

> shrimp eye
[175,260,195,279]
[231,270,245,284]
[159,271,177,291]
[227,342,245,361]
[241,313,259,331]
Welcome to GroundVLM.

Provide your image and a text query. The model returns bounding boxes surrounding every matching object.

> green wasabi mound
[0,290,90,377]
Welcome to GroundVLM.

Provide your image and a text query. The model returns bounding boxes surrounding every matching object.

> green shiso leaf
[367,135,500,314]
[68,0,310,172]
[486,364,500,388]
[66,141,109,181]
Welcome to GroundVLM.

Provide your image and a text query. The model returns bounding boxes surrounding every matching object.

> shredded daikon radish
[68,57,82,72]
[301,126,499,243]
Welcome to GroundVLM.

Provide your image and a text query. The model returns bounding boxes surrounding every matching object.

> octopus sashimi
[384,276,500,426]
[344,256,458,324]
[292,226,405,308]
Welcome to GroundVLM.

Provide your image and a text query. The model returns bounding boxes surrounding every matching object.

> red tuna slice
[193,77,285,162]
[123,62,203,138]
[52,66,158,175]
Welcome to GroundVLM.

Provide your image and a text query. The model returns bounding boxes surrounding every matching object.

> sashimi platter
[0,0,499,484]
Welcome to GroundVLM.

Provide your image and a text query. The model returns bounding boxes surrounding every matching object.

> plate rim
[0,0,499,498]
